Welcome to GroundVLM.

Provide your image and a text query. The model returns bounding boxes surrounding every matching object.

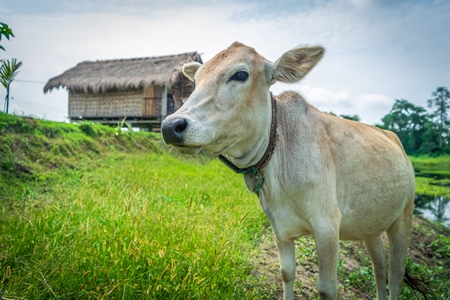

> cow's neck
[218,93,278,191]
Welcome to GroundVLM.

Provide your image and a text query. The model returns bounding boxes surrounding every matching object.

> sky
[0,0,449,125]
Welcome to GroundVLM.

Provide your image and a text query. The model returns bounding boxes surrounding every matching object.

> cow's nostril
[161,118,188,145]
[174,119,187,133]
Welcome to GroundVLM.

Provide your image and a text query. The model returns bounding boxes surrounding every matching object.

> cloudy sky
[1,0,449,125]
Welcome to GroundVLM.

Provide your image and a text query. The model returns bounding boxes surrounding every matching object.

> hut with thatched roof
[44,52,202,130]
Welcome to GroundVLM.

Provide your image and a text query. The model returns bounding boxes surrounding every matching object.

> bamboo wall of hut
[68,79,194,119]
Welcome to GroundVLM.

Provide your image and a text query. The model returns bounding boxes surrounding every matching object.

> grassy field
[1,152,273,299]
[1,114,449,299]
[0,113,272,299]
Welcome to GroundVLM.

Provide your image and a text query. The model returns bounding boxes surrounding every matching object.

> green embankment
[1,113,449,299]
[0,112,158,190]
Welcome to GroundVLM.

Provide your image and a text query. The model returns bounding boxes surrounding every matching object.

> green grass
[415,177,450,198]
[409,155,450,166]
[409,155,450,198]
[0,113,273,298]
[0,112,160,200]
[1,152,272,299]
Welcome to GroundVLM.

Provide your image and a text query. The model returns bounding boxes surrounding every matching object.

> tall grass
[1,152,273,299]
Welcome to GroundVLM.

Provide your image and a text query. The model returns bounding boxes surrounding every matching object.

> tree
[0,22,21,114]
[325,112,360,122]
[382,99,429,154]
[0,22,14,53]
[340,114,360,122]
[0,58,22,113]
[427,87,450,148]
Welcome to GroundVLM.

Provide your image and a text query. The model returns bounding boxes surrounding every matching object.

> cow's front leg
[276,239,296,300]
[313,225,339,300]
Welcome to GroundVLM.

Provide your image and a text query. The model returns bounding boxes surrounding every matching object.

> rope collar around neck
[218,93,278,194]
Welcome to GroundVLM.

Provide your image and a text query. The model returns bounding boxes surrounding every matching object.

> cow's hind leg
[364,235,387,300]
[276,239,296,300]
[386,200,414,300]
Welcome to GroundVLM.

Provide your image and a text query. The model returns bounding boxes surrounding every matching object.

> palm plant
[0,58,22,113]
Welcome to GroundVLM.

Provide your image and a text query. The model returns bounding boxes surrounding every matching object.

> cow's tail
[404,268,434,300]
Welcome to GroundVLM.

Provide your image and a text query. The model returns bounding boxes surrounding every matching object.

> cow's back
[275,91,415,240]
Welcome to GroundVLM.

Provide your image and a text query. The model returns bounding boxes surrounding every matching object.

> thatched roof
[44,52,202,93]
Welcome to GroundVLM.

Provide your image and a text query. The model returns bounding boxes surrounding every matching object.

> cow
[161,42,426,300]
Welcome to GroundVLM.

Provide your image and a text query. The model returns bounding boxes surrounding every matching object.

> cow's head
[161,42,324,159]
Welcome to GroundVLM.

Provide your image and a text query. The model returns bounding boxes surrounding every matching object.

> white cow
[161,42,427,300]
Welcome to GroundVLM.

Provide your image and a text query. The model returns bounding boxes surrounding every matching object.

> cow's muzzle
[161,117,188,145]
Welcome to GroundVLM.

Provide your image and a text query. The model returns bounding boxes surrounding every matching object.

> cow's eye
[229,71,249,82]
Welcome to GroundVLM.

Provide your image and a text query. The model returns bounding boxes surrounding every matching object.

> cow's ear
[182,62,202,82]
[269,46,324,84]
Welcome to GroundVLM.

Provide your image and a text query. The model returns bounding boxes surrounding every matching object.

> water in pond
[414,194,450,226]
[412,160,450,226]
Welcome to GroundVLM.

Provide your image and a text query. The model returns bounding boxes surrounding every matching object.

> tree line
[378,87,450,156]
[331,87,450,156]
